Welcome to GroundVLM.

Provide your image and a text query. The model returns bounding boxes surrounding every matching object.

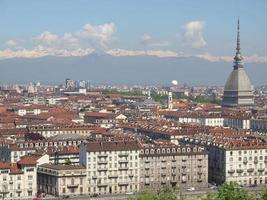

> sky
[0,0,267,62]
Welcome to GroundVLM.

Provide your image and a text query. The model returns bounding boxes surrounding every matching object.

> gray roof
[224,67,253,91]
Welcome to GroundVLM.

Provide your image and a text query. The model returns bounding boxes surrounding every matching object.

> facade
[224,117,251,129]
[251,118,267,133]
[139,145,208,191]
[0,139,82,163]
[37,164,87,197]
[80,140,141,195]
[222,19,254,107]
[182,133,267,186]
[0,158,37,200]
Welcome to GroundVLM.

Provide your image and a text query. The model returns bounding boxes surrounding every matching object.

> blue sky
[0,0,266,61]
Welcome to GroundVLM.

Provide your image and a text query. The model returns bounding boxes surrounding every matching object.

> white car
[186,187,195,191]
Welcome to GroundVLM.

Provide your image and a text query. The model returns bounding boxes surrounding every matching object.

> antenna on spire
[233,17,243,69]
[236,17,240,53]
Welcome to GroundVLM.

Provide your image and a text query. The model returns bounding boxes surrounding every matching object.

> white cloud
[75,23,115,49]
[195,52,267,63]
[34,23,115,50]
[106,48,178,58]
[141,34,169,47]
[183,21,207,49]
[0,46,95,59]
[35,31,59,46]
[0,47,267,63]
[5,40,17,47]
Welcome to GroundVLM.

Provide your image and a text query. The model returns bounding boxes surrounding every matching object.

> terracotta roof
[86,140,142,152]
[18,156,37,165]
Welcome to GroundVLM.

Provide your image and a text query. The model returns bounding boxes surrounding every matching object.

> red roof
[18,156,37,165]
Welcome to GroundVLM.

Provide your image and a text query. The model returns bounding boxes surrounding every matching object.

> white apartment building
[0,157,37,200]
[80,140,141,195]
[182,133,267,186]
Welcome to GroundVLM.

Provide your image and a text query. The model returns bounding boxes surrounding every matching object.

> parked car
[186,187,195,191]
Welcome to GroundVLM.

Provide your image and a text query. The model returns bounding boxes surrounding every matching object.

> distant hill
[0,53,266,86]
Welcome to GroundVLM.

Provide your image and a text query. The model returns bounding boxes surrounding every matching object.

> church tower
[222,19,254,107]
[168,91,173,110]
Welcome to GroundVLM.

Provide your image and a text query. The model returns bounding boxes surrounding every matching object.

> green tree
[215,182,255,200]
[260,188,267,200]
[202,193,215,200]
[129,188,182,200]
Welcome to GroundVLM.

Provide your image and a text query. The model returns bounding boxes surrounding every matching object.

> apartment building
[0,139,82,163]
[139,145,208,191]
[0,157,37,200]
[182,133,267,186]
[79,140,142,195]
[37,164,87,197]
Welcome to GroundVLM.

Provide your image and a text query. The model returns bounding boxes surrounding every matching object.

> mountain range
[0,53,266,86]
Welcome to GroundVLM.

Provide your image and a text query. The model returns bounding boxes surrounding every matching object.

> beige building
[182,133,267,186]
[37,164,87,197]
[139,145,208,191]
[79,140,141,195]
[0,157,37,200]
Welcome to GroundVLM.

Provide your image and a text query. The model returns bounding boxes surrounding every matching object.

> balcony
[9,180,13,184]
[145,160,150,163]
[182,159,187,162]
[118,153,129,157]
[182,166,186,169]
[67,183,79,188]
[98,160,108,165]
[254,160,258,164]
[197,158,203,161]
[172,159,176,162]
[108,174,118,178]
[236,169,244,173]
[97,167,108,171]
[258,168,265,172]
[16,188,22,192]
[197,179,203,183]
[161,173,166,177]
[247,168,254,173]
[243,160,248,164]
[171,179,177,183]
[197,171,203,175]
[92,176,97,179]
[118,182,129,186]
[145,166,150,170]
[98,154,108,158]
[145,182,150,185]
[161,180,166,184]
[128,173,134,177]
[97,182,108,187]
[161,166,166,169]
[161,160,166,163]
[197,165,202,168]
[0,190,9,194]
[228,169,235,174]
[118,166,129,170]
[171,166,176,169]
[118,160,129,164]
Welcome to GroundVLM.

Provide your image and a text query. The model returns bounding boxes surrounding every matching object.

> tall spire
[236,18,240,53]
[234,18,243,69]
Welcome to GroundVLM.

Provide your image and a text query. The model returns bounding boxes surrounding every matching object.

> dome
[224,67,252,92]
